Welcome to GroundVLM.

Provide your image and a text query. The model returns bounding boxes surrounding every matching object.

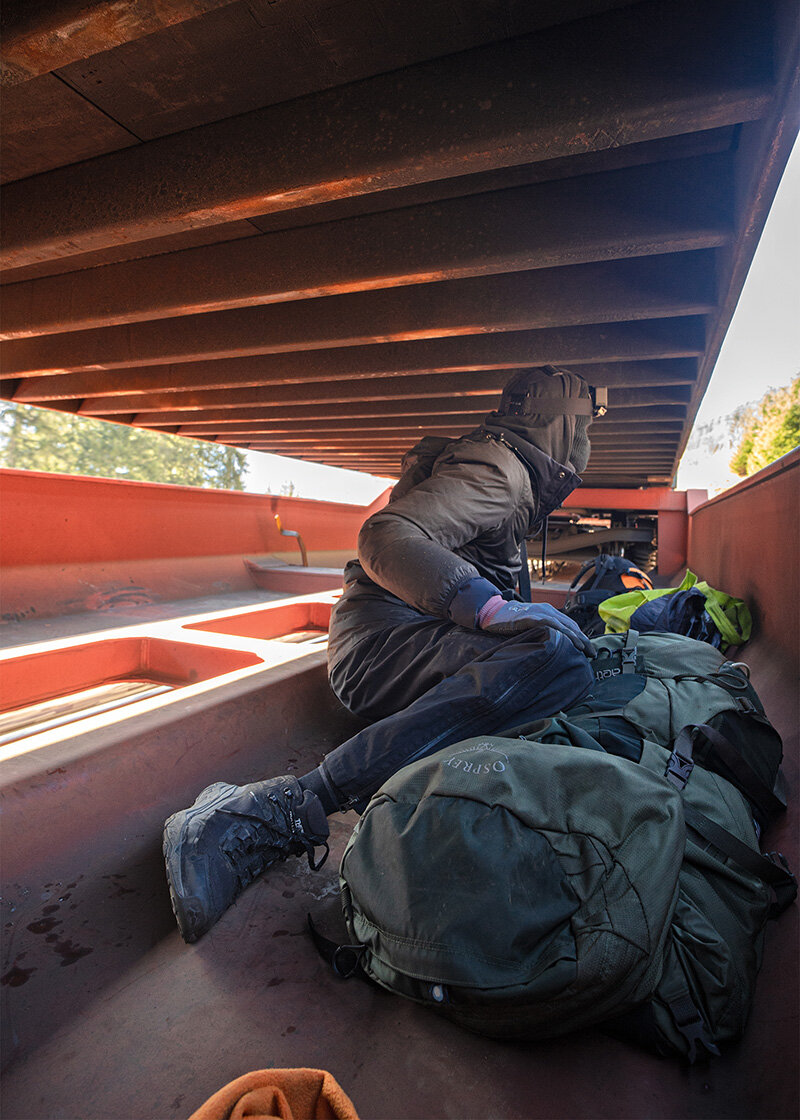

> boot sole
[163,781,242,943]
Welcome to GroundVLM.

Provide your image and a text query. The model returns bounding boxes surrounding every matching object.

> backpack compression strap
[682,806,797,918]
[664,727,796,916]
[666,723,788,822]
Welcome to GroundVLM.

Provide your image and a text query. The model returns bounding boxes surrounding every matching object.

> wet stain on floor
[1,964,37,987]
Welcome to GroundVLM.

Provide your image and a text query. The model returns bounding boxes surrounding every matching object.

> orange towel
[188,1068,360,1120]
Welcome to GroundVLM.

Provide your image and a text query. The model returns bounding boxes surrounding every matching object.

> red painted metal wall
[0,468,390,566]
[0,468,390,620]
[688,448,799,675]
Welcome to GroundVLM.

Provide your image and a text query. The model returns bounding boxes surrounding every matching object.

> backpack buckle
[735,695,756,713]
[665,993,721,1064]
[764,851,798,916]
[620,629,639,673]
[666,748,695,790]
[665,727,696,790]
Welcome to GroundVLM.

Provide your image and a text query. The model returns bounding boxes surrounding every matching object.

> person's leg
[326,575,504,721]
[315,623,594,810]
[329,613,504,722]
[164,623,593,941]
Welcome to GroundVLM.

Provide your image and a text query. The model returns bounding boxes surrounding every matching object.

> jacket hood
[483,367,593,473]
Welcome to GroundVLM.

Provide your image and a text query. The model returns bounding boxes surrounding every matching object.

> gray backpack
[326,633,795,1060]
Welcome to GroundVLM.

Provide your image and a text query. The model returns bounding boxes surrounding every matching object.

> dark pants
[320,573,594,810]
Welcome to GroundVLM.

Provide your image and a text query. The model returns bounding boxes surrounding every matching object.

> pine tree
[729,376,800,477]
[0,403,249,490]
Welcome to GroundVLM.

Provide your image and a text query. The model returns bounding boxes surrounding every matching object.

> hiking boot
[163,776,330,943]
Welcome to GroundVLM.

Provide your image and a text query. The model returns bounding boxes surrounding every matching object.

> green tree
[0,402,249,490]
[729,376,800,477]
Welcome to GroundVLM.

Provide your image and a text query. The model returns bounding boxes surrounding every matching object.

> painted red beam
[0,1,772,267]
[0,163,725,338]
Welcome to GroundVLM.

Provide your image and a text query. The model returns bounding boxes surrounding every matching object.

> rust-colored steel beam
[583,422,685,433]
[288,443,680,459]
[1,315,706,378]
[172,414,687,438]
[14,357,700,407]
[132,387,692,428]
[226,405,686,440]
[0,1,772,267]
[139,402,503,427]
[0,160,726,338]
[239,128,735,239]
[304,436,681,454]
[0,258,718,377]
[0,0,241,86]
[237,423,686,447]
[0,130,735,284]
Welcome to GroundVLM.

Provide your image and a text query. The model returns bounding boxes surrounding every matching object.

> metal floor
[1,615,796,1120]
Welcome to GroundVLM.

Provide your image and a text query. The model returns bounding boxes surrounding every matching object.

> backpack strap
[567,557,598,593]
[662,989,722,1063]
[518,538,532,601]
[682,806,797,918]
[691,722,787,820]
[306,914,366,979]
[665,721,787,823]
[621,628,639,673]
[664,726,697,791]
[663,731,796,916]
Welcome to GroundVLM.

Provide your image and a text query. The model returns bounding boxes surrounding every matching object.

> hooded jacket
[353,401,585,628]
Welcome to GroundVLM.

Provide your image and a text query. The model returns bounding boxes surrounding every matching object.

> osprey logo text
[595,666,622,680]
[445,742,509,776]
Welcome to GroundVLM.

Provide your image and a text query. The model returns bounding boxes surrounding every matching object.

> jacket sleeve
[357,441,528,625]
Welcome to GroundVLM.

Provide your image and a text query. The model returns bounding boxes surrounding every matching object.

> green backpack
[328,633,795,1061]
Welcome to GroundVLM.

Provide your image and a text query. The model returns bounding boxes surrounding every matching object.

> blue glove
[478,596,596,657]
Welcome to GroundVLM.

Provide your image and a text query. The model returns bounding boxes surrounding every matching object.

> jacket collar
[478,425,582,526]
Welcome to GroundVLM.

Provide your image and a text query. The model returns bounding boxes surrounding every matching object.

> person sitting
[163,366,598,942]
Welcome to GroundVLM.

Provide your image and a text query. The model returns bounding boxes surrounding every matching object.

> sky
[675,131,800,492]
[244,134,800,503]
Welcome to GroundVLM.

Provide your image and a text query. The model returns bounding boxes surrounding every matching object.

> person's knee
[327,654,360,714]
[549,631,595,705]
[507,626,594,704]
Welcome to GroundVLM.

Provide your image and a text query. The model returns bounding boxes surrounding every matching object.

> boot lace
[218,787,328,888]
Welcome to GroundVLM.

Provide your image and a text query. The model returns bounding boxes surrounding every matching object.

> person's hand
[478,597,596,657]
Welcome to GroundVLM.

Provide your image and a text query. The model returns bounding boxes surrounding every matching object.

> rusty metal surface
[0,73,137,184]
[16,357,700,409]
[49,1,631,139]
[0,0,797,489]
[0,2,774,267]
[0,178,726,336]
[0,0,242,85]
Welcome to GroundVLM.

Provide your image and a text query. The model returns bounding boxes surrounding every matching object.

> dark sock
[299,766,340,816]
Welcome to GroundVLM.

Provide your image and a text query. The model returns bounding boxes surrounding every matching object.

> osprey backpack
[323,632,795,1061]
[562,555,653,637]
